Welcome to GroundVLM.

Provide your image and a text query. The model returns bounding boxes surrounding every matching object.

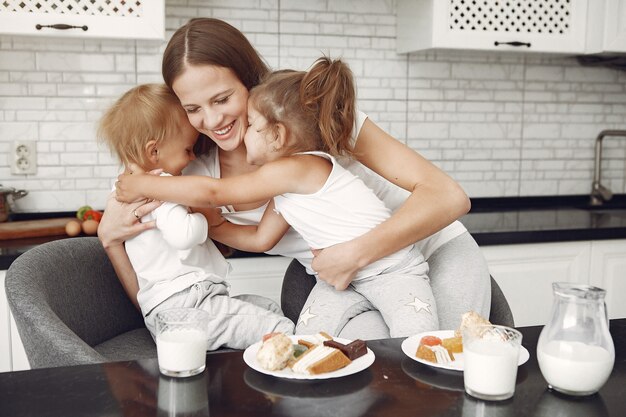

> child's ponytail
[301,56,356,156]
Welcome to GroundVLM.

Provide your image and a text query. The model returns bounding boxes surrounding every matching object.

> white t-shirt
[183,111,466,269]
[273,151,412,278]
[125,173,230,317]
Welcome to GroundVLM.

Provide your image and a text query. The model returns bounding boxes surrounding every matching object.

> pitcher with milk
[537,283,615,396]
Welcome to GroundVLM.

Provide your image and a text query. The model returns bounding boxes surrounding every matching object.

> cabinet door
[589,239,626,319]
[398,0,590,54]
[226,257,291,304]
[0,271,12,373]
[481,241,591,327]
[0,0,164,40]
[603,0,626,52]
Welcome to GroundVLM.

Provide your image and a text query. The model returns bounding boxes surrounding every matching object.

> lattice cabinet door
[0,0,164,40]
[397,0,590,54]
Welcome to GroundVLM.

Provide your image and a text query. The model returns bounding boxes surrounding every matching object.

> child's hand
[116,163,150,203]
[192,207,226,228]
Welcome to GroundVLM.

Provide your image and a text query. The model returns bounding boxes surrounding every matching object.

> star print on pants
[298,307,317,326]
[406,297,432,314]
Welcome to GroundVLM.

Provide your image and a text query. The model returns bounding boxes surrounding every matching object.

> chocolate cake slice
[323,339,368,360]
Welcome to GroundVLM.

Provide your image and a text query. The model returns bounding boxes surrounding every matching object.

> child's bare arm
[209,200,290,253]
[116,157,323,208]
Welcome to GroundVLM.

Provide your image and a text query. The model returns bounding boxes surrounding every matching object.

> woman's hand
[310,241,364,290]
[98,191,161,249]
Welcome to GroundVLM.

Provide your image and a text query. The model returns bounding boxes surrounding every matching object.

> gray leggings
[281,231,491,339]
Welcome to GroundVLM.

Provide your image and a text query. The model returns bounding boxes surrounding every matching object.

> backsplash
[1,0,625,213]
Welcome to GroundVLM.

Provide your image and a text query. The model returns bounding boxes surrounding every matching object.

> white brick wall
[1,0,625,213]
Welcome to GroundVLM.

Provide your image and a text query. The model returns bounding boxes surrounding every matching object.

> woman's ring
[133,209,140,220]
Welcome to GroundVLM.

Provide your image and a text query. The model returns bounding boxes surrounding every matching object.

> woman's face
[173,64,249,152]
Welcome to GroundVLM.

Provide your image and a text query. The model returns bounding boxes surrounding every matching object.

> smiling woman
[98,17,490,343]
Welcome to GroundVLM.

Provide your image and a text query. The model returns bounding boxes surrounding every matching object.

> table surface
[1,320,625,417]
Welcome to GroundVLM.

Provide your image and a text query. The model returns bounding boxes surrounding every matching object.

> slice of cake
[415,335,455,363]
[455,311,491,338]
[291,345,352,375]
[297,331,333,349]
[323,339,368,360]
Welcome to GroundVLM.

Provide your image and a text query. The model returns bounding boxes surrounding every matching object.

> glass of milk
[463,325,522,401]
[156,308,210,378]
[537,283,615,396]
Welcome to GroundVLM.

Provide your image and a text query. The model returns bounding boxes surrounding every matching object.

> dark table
[1,320,625,417]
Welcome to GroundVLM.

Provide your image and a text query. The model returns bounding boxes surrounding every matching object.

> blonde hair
[249,56,356,157]
[98,84,189,167]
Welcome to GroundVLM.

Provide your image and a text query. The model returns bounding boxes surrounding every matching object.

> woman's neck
[218,143,258,178]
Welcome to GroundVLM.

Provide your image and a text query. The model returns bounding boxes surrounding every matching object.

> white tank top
[183,110,467,270]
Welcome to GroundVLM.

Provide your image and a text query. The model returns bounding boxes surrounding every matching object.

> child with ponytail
[116,57,439,337]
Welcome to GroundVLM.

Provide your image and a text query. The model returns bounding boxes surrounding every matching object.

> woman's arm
[98,193,161,309]
[311,118,470,290]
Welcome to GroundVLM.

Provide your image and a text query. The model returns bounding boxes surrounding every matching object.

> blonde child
[115,61,438,337]
[98,83,294,349]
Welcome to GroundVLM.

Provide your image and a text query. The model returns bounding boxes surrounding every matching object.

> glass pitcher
[537,283,615,396]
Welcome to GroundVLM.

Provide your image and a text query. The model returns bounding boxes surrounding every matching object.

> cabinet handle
[35,24,88,32]
[494,41,531,48]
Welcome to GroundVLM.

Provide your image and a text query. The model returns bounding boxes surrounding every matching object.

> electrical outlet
[10,141,37,175]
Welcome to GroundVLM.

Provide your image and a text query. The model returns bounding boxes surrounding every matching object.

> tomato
[420,335,443,346]
[82,209,103,222]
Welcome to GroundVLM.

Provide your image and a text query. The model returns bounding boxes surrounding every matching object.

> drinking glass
[463,324,522,401]
[155,308,210,378]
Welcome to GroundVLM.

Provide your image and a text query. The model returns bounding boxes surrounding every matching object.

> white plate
[401,330,530,371]
[243,335,375,380]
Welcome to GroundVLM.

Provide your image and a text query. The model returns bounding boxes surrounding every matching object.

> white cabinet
[0,0,164,40]
[589,240,626,319]
[0,270,29,373]
[0,271,12,373]
[481,239,626,328]
[397,0,591,54]
[227,257,291,304]
[586,0,626,53]
[481,241,592,327]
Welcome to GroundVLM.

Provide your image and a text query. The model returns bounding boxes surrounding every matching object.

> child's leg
[353,248,438,337]
[295,279,373,336]
[154,280,294,350]
[232,293,284,315]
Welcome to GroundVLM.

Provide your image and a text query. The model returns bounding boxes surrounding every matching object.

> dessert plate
[401,330,530,371]
[243,335,375,380]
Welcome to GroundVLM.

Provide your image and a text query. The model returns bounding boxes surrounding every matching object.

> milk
[156,328,207,375]
[464,339,520,399]
[537,340,613,395]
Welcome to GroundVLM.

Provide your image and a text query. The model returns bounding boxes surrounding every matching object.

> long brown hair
[249,56,356,157]
[162,18,269,92]
[162,18,270,155]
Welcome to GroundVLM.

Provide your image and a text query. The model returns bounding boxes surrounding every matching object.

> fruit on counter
[82,209,103,222]
[76,205,92,220]
[65,220,82,237]
[82,219,99,235]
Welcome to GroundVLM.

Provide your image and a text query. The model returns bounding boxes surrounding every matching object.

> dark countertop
[1,320,625,416]
[1,194,626,270]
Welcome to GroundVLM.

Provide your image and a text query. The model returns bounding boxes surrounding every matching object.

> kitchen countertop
[1,194,625,270]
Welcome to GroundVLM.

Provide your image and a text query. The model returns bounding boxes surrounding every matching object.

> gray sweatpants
[335,232,491,340]
[145,279,294,350]
[295,246,438,338]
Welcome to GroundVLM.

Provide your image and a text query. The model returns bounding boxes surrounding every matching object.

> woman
[98,18,490,337]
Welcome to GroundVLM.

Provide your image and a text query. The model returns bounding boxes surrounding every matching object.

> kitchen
[0,0,625,415]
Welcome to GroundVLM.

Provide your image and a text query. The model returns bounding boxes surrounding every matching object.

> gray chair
[281,259,514,329]
[5,237,156,369]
